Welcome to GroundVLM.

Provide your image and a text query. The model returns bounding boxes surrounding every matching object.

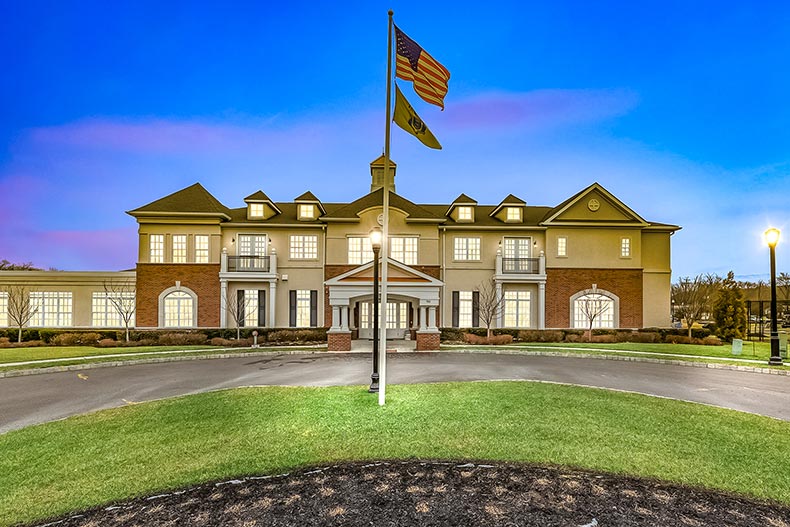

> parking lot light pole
[766,227,782,366]
[369,227,382,392]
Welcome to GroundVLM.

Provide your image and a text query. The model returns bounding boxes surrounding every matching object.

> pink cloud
[444,89,639,130]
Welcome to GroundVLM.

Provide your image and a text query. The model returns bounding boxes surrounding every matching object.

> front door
[358,301,409,339]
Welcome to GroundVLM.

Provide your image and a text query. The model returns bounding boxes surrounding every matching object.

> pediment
[325,258,443,286]
[542,183,647,226]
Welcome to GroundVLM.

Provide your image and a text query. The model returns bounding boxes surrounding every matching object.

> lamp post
[369,227,382,392]
[766,228,782,365]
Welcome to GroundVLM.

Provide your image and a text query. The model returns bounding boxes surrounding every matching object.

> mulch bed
[32,461,790,527]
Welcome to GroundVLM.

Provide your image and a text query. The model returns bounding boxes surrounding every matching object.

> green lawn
[2,381,790,526]
[0,345,218,370]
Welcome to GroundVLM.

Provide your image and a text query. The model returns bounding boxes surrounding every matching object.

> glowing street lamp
[766,228,782,366]
[369,227,382,392]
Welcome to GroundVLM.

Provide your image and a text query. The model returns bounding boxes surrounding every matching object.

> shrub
[517,330,564,343]
[440,328,465,342]
[628,332,661,343]
[265,329,325,344]
[702,335,723,346]
[209,337,253,347]
[591,334,618,343]
[157,333,207,346]
[52,332,103,346]
[463,333,513,345]
[96,338,118,348]
[488,334,513,345]
[666,335,692,345]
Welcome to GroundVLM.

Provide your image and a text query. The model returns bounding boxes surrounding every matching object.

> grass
[2,381,790,526]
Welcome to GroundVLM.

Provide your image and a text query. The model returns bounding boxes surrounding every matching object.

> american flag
[394,25,450,110]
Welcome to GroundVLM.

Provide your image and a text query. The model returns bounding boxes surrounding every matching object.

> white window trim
[158,286,198,328]
[298,204,316,220]
[249,203,265,218]
[620,237,632,258]
[150,234,164,263]
[453,237,481,262]
[557,236,568,258]
[195,235,210,263]
[290,234,319,260]
[505,207,522,222]
[503,290,531,328]
[347,236,374,265]
[172,234,187,264]
[389,236,419,265]
[569,288,619,329]
[456,206,474,222]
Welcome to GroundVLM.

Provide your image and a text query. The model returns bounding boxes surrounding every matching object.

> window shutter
[452,291,459,328]
[310,290,318,327]
[289,290,297,327]
[472,291,480,328]
[258,290,266,327]
[237,290,245,327]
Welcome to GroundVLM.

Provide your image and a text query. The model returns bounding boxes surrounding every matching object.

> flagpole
[378,10,394,406]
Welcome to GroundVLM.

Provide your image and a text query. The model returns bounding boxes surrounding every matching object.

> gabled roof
[541,182,647,226]
[294,191,326,215]
[127,183,231,219]
[369,154,397,167]
[490,194,527,217]
[445,193,478,217]
[325,258,443,287]
[245,190,274,202]
[322,188,444,223]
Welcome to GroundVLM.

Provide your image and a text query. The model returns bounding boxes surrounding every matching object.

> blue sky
[1,1,788,279]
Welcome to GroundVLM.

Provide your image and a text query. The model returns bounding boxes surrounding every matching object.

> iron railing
[228,255,270,272]
[502,257,539,274]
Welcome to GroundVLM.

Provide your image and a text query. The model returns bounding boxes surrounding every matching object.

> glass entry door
[358,301,409,339]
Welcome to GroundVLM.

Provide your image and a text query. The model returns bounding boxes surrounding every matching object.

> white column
[496,243,503,275]
[269,280,277,327]
[221,248,228,273]
[538,282,546,329]
[220,280,228,328]
[419,306,427,330]
[496,281,503,328]
[341,306,350,331]
[270,248,277,274]
[428,306,437,330]
[539,251,546,275]
[331,306,341,331]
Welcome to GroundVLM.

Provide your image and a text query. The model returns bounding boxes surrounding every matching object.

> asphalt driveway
[1,352,789,434]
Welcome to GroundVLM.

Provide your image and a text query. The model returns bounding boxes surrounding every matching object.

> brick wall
[136,264,221,327]
[545,268,643,328]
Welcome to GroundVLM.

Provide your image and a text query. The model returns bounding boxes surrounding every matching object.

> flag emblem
[394,25,450,110]
[393,84,441,149]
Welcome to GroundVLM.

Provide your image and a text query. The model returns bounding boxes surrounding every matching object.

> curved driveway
[1,352,789,434]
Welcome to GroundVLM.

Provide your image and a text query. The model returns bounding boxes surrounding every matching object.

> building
[0,157,679,350]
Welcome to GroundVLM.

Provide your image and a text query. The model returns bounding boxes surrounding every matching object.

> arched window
[571,289,618,329]
[162,290,195,328]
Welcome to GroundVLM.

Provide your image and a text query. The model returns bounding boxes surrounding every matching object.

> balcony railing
[227,255,271,272]
[501,257,540,274]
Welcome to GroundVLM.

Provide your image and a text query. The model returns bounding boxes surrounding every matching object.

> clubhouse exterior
[0,157,679,350]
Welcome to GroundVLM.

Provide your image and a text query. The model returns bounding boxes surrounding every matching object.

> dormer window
[249,203,265,218]
[506,207,522,222]
[298,204,316,220]
[457,206,473,222]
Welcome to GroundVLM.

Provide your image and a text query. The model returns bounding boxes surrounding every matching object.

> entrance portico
[325,259,443,351]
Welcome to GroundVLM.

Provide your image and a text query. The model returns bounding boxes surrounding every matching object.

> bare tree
[2,285,38,342]
[103,280,136,342]
[0,260,40,271]
[476,278,506,338]
[671,275,717,338]
[225,289,255,339]
[577,285,610,341]
[778,272,790,303]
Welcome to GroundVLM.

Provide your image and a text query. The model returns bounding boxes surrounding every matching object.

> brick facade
[545,268,643,329]
[135,264,221,327]
[416,331,440,351]
[327,331,352,351]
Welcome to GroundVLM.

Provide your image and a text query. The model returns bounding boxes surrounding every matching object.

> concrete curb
[2,346,789,378]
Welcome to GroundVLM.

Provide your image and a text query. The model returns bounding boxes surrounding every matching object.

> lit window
[386,302,408,329]
[163,291,193,328]
[92,292,135,327]
[298,204,315,220]
[390,237,418,265]
[295,289,311,327]
[458,291,474,327]
[249,203,265,218]
[30,292,72,327]
[243,290,259,327]
[0,292,7,327]
[238,234,267,256]
[195,235,209,263]
[506,207,521,222]
[621,237,631,257]
[290,235,318,259]
[457,206,473,221]
[557,236,567,257]
[573,293,615,329]
[504,291,530,328]
[150,234,164,263]
[454,237,480,261]
[172,235,187,263]
[348,236,374,264]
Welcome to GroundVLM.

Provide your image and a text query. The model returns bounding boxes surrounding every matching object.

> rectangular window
[503,237,531,258]
[249,203,264,218]
[504,290,531,328]
[172,234,187,263]
[390,236,418,265]
[238,234,267,256]
[557,236,567,257]
[298,204,315,219]
[506,207,521,221]
[0,292,7,327]
[30,292,72,327]
[621,237,631,257]
[290,235,318,259]
[150,234,164,263]
[243,290,259,327]
[458,291,473,327]
[457,206,473,221]
[386,302,409,329]
[195,235,209,263]
[295,290,312,327]
[92,292,135,327]
[348,236,374,264]
[453,237,480,261]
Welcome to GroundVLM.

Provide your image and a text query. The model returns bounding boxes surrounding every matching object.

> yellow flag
[393,84,442,149]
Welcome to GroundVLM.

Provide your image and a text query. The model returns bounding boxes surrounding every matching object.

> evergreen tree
[712,271,747,341]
